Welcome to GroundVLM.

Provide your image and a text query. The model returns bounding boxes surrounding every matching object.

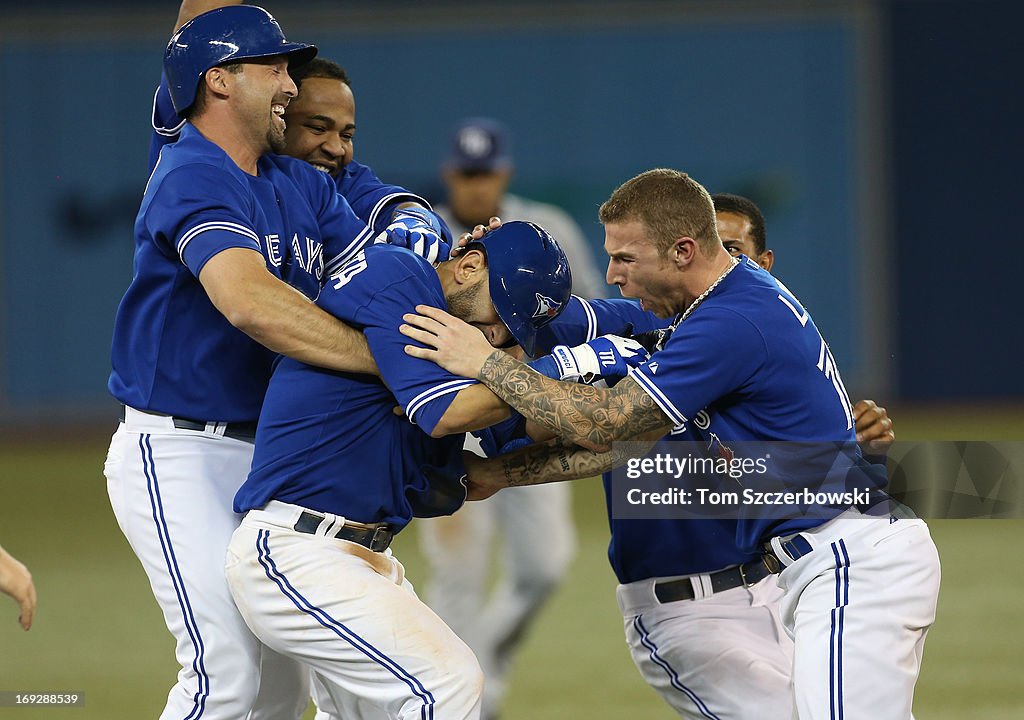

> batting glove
[549,334,650,383]
[375,207,453,264]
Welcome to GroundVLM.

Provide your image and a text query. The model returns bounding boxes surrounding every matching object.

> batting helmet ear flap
[164,4,317,116]
[469,221,572,356]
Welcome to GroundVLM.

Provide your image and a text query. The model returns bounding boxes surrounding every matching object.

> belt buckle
[737,563,751,588]
[762,551,782,574]
[368,526,390,553]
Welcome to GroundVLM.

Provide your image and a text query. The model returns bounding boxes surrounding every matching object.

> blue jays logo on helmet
[532,293,563,320]
[469,221,572,356]
[164,5,318,116]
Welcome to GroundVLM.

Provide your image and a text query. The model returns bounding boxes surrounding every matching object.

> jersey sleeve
[148,74,185,173]
[628,308,767,427]
[534,296,668,354]
[144,165,261,277]
[318,248,477,434]
[336,161,429,233]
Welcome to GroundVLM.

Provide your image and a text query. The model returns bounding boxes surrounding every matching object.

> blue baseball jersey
[149,75,424,235]
[534,296,667,354]
[109,123,376,422]
[530,293,758,582]
[234,245,478,530]
[629,257,884,556]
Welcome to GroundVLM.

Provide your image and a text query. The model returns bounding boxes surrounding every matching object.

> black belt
[119,406,258,443]
[654,559,772,603]
[294,511,394,553]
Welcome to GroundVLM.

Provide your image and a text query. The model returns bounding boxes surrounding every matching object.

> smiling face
[223,56,297,155]
[603,220,685,318]
[282,76,356,177]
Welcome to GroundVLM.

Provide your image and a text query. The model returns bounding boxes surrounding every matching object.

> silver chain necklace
[668,256,740,333]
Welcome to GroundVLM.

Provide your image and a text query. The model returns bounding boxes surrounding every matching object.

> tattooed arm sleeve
[477,351,673,452]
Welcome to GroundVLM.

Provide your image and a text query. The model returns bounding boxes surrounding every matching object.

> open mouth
[271,103,287,128]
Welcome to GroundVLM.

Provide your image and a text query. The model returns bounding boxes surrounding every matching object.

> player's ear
[203,66,233,100]
[454,247,486,283]
[671,236,696,267]
[758,249,775,272]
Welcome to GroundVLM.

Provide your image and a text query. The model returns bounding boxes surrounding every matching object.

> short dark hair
[289,57,351,90]
[711,193,767,256]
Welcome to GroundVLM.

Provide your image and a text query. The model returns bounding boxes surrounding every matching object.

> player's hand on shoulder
[853,399,895,452]
[376,206,453,264]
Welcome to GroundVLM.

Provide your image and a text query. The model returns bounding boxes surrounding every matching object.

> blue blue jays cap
[444,118,513,173]
[164,4,318,115]
[467,221,572,355]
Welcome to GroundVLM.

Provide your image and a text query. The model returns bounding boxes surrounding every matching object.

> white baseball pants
[776,511,941,720]
[104,409,311,720]
[618,573,795,719]
[226,501,484,720]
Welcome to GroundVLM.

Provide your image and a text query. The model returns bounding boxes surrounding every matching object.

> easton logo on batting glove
[375,206,453,264]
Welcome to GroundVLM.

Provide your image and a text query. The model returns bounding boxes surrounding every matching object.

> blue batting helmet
[164,5,318,115]
[467,221,572,356]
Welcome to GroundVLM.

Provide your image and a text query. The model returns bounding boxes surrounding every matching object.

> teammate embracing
[402,169,940,720]
[225,222,571,720]
[104,6,455,719]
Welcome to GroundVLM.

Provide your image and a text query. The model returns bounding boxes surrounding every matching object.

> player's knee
[515,534,576,597]
[451,639,485,693]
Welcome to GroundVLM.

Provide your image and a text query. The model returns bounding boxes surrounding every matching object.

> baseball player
[154,2,452,258]
[104,6,455,719]
[402,169,940,720]
[224,222,572,720]
[479,192,895,719]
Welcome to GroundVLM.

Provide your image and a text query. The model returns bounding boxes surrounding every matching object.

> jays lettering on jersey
[534,296,667,355]
[627,257,887,553]
[149,76,426,233]
[109,123,375,422]
[234,245,477,529]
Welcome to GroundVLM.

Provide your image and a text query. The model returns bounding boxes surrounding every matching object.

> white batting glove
[550,334,650,383]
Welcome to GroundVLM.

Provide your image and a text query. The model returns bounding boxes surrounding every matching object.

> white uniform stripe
[576,296,598,342]
[629,368,687,426]
[151,86,186,137]
[177,221,261,262]
[406,379,477,425]
[324,226,375,276]
[366,193,430,231]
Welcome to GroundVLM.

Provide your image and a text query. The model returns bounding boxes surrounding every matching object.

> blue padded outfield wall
[0,1,1016,425]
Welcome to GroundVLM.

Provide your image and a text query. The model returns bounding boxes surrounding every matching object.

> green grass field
[1,407,1022,718]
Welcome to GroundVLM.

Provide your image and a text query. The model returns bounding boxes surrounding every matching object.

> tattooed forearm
[490,437,658,489]
[498,439,611,487]
[478,351,672,450]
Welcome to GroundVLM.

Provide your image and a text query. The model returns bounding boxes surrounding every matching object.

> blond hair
[599,168,720,256]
